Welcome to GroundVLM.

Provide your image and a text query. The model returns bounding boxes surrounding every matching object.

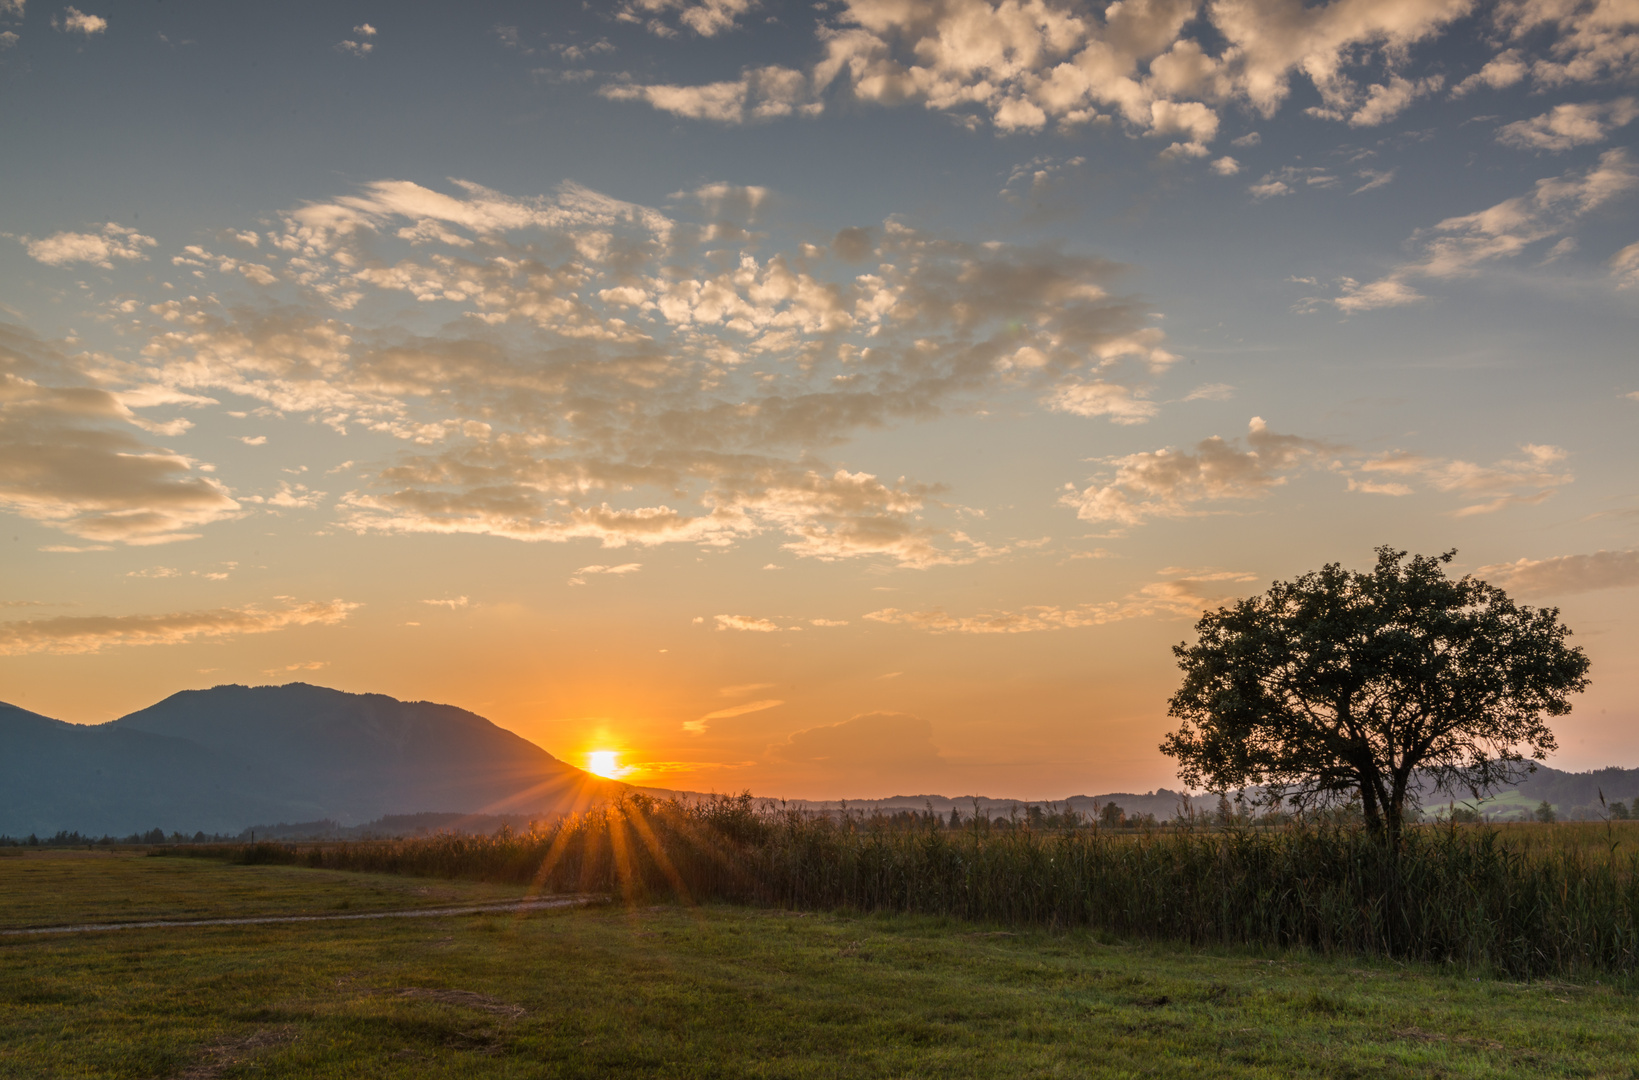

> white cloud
[714,614,784,632]
[22,223,156,269]
[1209,156,1240,176]
[1336,75,1444,127]
[1339,442,1573,515]
[103,177,1173,567]
[1321,149,1639,311]
[1478,550,1639,595]
[0,598,358,656]
[596,0,1476,154]
[1351,168,1396,194]
[0,31,17,49]
[1181,382,1234,402]
[1062,417,1326,526]
[0,2,23,20]
[337,28,373,56]
[618,0,757,37]
[1497,98,1639,151]
[1489,0,1639,89]
[1453,48,1529,96]
[600,65,819,123]
[421,596,469,608]
[240,481,325,509]
[567,562,642,584]
[1046,381,1158,424]
[53,6,104,35]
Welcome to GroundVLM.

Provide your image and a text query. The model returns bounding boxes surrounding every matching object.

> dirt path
[1,895,599,937]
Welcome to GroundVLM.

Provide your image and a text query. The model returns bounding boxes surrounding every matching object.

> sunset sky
[2,0,1636,800]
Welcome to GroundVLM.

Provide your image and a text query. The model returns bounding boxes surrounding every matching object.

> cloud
[1497,97,1639,151]
[22,223,156,269]
[1046,381,1158,424]
[714,614,784,632]
[1062,417,1327,526]
[1487,0,1639,89]
[1181,382,1234,402]
[1339,442,1573,514]
[0,325,241,545]
[0,1,22,20]
[0,31,17,49]
[567,562,641,584]
[1318,149,1639,311]
[337,29,373,56]
[421,596,469,608]
[600,65,819,123]
[768,711,942,768]
[102,177,1173,567]
[1352,168,1396,194]
[1453,48,1529,96]
[684,696,783,734]
[1479,549,1639,595]
[1210,156,1240,176]
[617,0,758,38]
[1326,75,1443,128]
[0,598,358,656]
[605,0,1472,152]
[864,569,1255,633]
[1613,241,1639,287]
[53,6,104,35]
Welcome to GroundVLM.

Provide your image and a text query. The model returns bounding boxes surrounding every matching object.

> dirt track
[0,895,598,937]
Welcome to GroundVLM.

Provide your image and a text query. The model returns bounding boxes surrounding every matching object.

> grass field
[3,852,1638,1078]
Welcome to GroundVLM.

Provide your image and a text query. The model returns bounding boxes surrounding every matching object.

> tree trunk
[1359,779,1383,836]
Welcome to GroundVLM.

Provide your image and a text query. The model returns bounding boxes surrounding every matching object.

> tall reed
[170,794,1639,979]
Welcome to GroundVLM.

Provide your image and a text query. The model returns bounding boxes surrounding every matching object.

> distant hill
[0,684,621,837]
[5,683,1634,838]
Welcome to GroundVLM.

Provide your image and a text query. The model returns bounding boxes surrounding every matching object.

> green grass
[4,853,1639,1078]
[0,849,530,930]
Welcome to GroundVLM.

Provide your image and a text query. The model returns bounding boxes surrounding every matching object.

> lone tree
[1162,547,1589,842]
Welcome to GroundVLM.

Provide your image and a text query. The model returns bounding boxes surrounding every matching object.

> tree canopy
[1161,547,1590,841]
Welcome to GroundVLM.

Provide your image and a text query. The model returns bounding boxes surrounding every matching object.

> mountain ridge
[5,684,1636,837]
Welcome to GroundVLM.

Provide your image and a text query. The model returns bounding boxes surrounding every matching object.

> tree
[1535,800,1557,824]
[1161,547,1590,844]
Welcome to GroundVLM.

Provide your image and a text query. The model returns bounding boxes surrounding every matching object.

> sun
[586,750,626,779]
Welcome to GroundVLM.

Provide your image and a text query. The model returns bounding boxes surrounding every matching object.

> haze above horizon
[2,0,1636,801]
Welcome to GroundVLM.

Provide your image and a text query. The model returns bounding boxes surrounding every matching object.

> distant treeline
[161,793,1639,980]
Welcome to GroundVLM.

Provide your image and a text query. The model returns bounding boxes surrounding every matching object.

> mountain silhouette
[1,683,620,836]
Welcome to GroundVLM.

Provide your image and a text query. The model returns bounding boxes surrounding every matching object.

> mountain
[0,684,621,837]
[0,700,315,836]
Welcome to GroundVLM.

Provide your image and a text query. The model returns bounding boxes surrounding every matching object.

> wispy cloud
[1479,550,1639,595]
[1312,150,1637,312]
[864,570,1255,634]
[0,599,358,655]
[684,696,783,734]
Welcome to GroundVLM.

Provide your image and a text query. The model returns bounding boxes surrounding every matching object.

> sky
[1,0,1636,801]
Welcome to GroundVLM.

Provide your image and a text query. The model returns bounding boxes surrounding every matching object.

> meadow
[164,796,1639,982]
[4,850,1639,1079]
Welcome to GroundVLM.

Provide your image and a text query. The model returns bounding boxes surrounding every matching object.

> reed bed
[167,795,1639,979]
